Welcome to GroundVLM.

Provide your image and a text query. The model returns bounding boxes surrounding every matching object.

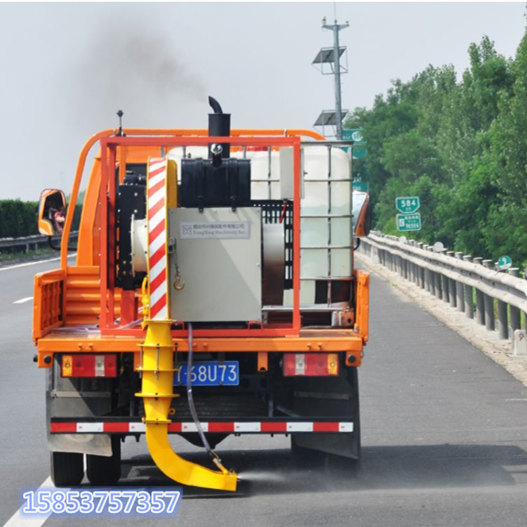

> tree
[346,34,522,265]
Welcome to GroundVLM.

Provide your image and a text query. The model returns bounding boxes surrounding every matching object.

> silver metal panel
[168,208,262,322]
[279,147,294,199]
[47,366,112,456]
[262,223,285,305]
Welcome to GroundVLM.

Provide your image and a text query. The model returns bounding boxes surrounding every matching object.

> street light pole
[322,18,349,140]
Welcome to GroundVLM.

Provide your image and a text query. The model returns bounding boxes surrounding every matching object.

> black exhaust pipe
[208,96,230,160]
[180,97,250,210]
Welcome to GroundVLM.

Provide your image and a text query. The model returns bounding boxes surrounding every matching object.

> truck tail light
[283,353,339,377]
[61,354,117,378]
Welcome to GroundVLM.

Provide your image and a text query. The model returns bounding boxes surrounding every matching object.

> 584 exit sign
[395,196,420,214]
[395,196,421,232]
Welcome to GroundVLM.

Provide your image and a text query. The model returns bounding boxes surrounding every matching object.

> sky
[0,1,525,201]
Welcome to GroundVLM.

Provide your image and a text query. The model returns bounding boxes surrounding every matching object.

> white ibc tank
[246,145,352,306]
[168,144,353,306]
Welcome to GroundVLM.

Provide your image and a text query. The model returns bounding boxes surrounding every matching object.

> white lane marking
[2,477,53,527]
[0,253,76,272]
[13,297,33,305]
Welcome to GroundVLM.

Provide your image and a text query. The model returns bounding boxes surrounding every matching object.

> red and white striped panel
[147,158,169,320]
[50,421,354,434]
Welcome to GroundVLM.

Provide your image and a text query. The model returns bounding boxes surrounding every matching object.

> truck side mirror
[38,189,67,236]
[352,191,371,238]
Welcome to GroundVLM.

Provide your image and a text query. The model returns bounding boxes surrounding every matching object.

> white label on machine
[180,221,250,239]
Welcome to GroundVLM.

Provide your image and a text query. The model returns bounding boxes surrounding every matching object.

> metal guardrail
[0,232,78,253]
[359,232,527,341]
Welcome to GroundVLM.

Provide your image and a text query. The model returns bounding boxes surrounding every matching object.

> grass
[0,247,61,267]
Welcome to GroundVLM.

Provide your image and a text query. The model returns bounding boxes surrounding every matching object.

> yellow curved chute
[136,320,237,492]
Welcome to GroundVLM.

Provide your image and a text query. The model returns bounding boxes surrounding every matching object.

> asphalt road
[1,258,527,526]
[0,258,64,525]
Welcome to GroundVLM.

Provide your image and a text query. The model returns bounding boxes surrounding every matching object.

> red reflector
[313,422,339,432]
[168,423,182,433]
[246,146,268,152]
[103,422,129,433]
[261,422,287,433]
[208,422,235,433]
[50,422,77,433]
[61,354,117,378]
[283,353,339,376]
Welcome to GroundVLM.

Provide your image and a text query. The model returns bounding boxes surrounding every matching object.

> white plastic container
[168,144,353,306]
[247,145,352,306]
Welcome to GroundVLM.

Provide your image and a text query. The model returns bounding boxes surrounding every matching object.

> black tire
[86,436,121,486]
[50,452,84,487]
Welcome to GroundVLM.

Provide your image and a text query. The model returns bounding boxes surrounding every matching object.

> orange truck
[33,98,370,491]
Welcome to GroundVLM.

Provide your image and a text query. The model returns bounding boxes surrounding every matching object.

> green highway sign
[396,213,421,232]
[352,180,369,192]
[342,129,353,140]
[395,196,420,213]
[342,128,367,159]
[342,129,364,142]
[352,145,367,159]
[497,255,512,270]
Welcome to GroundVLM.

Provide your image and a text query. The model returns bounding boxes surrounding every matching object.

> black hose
[186,323,226,470]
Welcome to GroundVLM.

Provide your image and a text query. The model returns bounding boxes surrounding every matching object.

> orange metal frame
[96,134,302,338]
[59,128,325,270]
[34,128,369,368]
[57,129,327,335]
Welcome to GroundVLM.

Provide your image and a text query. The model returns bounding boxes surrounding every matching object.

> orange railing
[33,269,65,340]
[60,128,324,269]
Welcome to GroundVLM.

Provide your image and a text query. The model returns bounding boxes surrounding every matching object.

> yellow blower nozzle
[146,424,237,492]
[137,319,237,492]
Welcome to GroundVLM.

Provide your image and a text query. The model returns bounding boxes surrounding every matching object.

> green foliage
[0,190,83,238]
[346,34,527,266]
[0,200,39,238]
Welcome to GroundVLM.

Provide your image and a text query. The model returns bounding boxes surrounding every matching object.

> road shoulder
[356,252,527,388]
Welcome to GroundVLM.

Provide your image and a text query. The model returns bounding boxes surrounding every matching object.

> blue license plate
[175,361,239,386]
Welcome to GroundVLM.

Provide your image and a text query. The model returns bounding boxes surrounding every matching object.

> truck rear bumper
[36,330,365,368]
[50,417,354,435]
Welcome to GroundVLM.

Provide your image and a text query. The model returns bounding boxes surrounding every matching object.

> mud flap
[46,362,113,456]
[290,367,360,459]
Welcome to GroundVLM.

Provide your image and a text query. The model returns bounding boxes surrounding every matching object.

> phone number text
[21,488,182,516]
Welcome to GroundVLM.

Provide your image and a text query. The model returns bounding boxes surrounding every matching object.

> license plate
[175,361,239,386]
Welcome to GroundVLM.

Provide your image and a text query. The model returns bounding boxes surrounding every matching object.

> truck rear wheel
[50,452,84,487]
[86,436,121,486]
